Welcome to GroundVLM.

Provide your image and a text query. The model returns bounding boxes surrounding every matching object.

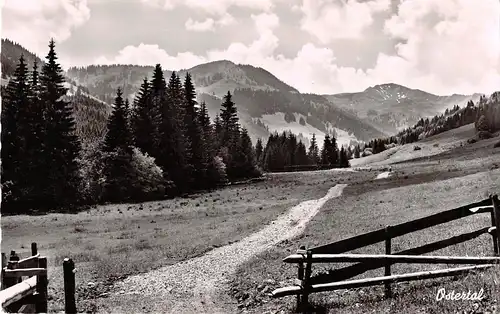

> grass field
[0,169,369,313]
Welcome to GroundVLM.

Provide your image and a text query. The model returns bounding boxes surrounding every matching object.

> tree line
[255,132,350,172]
[1,40,261,214]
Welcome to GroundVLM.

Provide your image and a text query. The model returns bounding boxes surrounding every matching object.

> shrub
[413,145,422,151]
[129,148,173,201]
[494,140,500,148]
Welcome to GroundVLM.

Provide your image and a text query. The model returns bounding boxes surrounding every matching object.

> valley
[2,123,499,313]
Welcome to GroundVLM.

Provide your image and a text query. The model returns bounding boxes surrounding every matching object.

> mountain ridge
[1,38,482,147]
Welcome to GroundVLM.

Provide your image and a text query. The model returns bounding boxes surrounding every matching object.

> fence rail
[271,194,500,313]
[0,243,78,313]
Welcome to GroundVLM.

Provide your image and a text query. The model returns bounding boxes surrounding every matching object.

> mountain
[323,83,482,135]
[66,60,387,146]
[1,38,481,148]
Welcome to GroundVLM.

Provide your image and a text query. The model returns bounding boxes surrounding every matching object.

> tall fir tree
[182,72,204,188]
[308,134,319,165]
[104,88,132,153]
[219,91,241,179]
[255,138,264,165]
[39,39,82,208]
[321,135,331,165]
[198,101,221,186]
[102,88,134,202]
[132,77,156,157]
[1,55,30,212]
[157,71,187,193]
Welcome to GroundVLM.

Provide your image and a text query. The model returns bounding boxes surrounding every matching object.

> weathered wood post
[296,245,306,312]
[384,226,392,298]
[5,251,20,288]
[63,258,77,314]
[302,250,312,314]
[31,243,38,256]
[35,257,48,313]
[1,252,6,290]
[491,194,500,257]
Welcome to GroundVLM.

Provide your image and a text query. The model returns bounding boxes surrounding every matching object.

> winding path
[110,184,347,313]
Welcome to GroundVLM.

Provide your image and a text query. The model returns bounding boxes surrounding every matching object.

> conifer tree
[198,101,220,186]
[182,72,204,188]
[157,72,187,193]
[102,88,134,201]
[39,39,82,208]
[255,138,263,165]
[219,91,241,179]
[328,135,338,166]
[1,55,30,212]
[104,88,132,153]
[132,78,156,156]
[308,134,319,165]
[233,128,258,178]
[321,135,331,166]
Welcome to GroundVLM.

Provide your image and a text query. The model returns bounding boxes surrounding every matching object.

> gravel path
[110,184,347,313]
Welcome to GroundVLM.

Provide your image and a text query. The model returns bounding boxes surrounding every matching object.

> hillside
[324,83,481,135]
[66,60,387,146]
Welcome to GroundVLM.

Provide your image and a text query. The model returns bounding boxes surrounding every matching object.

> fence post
[35,257,48,313]
[491,195,500,257]
[302,249,312,314]
[384,226,392,298]
[63,258,77,314]
[5,251,20,288]
[1,253,6,290]
[31,243,38,256]
[296,245,305,312]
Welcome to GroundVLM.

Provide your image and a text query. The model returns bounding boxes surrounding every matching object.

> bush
[413,145,422,151]
[212,156,228,184]
[494,140,500,148]
[129,148,173,201]
[467,138,477,144]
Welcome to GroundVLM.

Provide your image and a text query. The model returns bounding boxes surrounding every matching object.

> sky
[1,0,500,96]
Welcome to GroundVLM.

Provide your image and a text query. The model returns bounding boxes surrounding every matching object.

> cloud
[141,0,281,16]
[185,13,236,32]
[298,0,391,43]
[94,44,207,70]
[96,0,500,96]
[185,18,215,32]
[1,0,91,56]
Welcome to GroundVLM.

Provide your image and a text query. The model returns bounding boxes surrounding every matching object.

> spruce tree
[198,101,220,187]
[219,91,241,179]
[321,135,331,166]
[39,39,82,208]
[132,77,155,157]
[233,128,258,178]
[255,138,263,165]
[104,88,132,153]
[182,72,204,188]
[327,135,338,166]
[102,89,135,202]
[308,134,319,165]
[157,72,187,193]
[1,55,30,212]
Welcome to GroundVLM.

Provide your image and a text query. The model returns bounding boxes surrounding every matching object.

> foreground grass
[0,170,361,313]
[230,165,500,313]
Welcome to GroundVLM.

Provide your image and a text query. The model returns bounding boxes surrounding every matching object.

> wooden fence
[0,243,77,313]
[271,194,500,313]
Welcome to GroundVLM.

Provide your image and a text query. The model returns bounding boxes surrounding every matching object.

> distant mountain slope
[66,60,386,145]
[324,83,481,134]
[1,38,43,78]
